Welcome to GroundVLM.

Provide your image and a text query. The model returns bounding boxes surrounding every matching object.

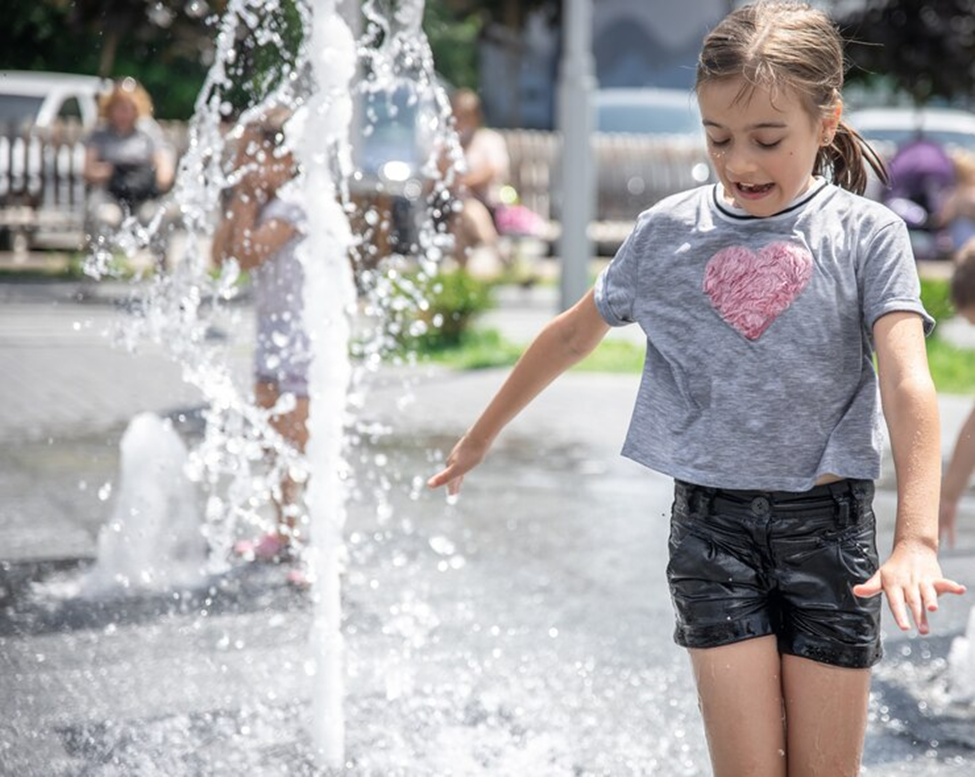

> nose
[721,144,758,177]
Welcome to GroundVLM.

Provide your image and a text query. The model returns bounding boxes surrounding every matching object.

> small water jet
[80,412,207,595]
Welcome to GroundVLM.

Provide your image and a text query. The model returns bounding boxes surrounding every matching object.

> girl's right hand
[427,434,490,496]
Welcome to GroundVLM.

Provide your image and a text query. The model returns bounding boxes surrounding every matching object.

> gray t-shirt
[594,180,934,491]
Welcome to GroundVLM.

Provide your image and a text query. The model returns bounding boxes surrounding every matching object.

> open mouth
[735,182,775,199]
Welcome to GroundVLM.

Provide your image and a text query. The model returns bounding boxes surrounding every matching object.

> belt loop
[690,485,715,516]
[850,480,871,522]
[827,480,852,527]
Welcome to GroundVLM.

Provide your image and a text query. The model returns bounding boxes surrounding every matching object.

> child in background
[211,108,309,567]
[428,3,965,775]
[448,88,511,270]
[940,238,975,547]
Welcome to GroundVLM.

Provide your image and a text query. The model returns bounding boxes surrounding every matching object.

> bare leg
[781,654,870,777]
[452,196,500,268]
[254,381,310,539]
[689,636,787,777]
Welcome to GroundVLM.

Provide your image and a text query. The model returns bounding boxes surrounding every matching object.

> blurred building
[478,0,868,129]
[479,0,730,129]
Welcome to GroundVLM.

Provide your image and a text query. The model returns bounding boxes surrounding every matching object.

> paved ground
[1,277,975,775]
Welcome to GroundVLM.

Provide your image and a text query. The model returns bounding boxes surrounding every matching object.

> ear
[821,97,842,146]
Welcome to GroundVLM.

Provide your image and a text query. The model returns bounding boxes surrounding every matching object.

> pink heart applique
[703,242,813,340]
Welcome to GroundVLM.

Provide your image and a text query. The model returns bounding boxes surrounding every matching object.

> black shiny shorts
[667,478,882,669]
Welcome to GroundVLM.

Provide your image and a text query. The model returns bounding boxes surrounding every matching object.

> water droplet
[429,536,455,556]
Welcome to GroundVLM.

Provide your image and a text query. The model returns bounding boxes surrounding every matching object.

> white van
[0,70,105,131]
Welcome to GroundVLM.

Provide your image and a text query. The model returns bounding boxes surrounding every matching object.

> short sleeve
[260,197,307,234]
[594,226,642,327]
[859,219,935,336]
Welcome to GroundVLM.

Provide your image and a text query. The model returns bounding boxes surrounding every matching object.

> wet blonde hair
[98,77,154,121]
[696,1,886,195]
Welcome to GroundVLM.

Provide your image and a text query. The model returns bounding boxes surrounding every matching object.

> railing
[0,120,710,260]
[0,121,189,258]
[501,128,711,248]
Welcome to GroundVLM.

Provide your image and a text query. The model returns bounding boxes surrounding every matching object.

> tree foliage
[1,0,553,118]
[839,0,975,105]
[1,0,223,118]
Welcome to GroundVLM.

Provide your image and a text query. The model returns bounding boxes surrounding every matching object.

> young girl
[211,108,309,568]
[428,3,965,775]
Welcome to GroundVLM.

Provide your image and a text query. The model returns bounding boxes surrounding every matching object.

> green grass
[926,336,975,394]
[413,328,523,370]
[421,324,975,395]
[573,338,644,372]
[412,328,649,373]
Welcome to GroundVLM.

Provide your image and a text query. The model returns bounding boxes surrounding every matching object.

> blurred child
[211,107,308,567]
[940,151,975,253]
[448,88,510,270]
[940,238,975,546]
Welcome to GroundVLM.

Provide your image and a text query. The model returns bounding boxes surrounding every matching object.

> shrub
[392,270,494,351]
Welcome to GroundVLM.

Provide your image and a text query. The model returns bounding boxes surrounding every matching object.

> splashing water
[948,607,975,704]
[83,0,455,767]
[80,412,207,595]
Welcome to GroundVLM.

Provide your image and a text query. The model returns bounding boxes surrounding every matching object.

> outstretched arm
[853,311,966,632]
[940,403,975,547]
[427,290,611,495]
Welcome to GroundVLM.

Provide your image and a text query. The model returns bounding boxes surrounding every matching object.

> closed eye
[756,139,782,149]
[706,136,730,148]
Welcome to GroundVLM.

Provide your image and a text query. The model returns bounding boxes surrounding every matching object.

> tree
[839,0,975,105]
[0,0,223,118]
[1,1,557,118]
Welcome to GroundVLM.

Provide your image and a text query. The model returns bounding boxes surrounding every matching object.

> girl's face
[697,78,838,218]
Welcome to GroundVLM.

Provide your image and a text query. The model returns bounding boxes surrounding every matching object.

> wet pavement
[2,279,975,775]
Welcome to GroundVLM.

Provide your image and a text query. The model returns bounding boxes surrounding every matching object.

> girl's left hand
[853,540,966,634]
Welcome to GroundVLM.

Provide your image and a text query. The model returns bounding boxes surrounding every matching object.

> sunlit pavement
[1,280,974,775]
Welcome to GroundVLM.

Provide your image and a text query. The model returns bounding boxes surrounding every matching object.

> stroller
[883,135,956,261]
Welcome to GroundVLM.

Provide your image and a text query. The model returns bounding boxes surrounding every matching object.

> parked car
[349,79,443,263]
[846,106,975,153]
[595,87,704,141]
[0,70,105,132]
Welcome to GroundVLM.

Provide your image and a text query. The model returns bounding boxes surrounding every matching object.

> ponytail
[816,119,888,195]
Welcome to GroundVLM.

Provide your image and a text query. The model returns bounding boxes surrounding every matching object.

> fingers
[885,585,912,631]
[852,572,882,599]
[427,459,469,496]
[904,587,927,634]
[875,576,967,634]
[426,466,457,491]
[446,474,463,497]
[933,578,967,596]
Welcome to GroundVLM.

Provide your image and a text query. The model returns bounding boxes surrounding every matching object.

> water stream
[79,0,454,767]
